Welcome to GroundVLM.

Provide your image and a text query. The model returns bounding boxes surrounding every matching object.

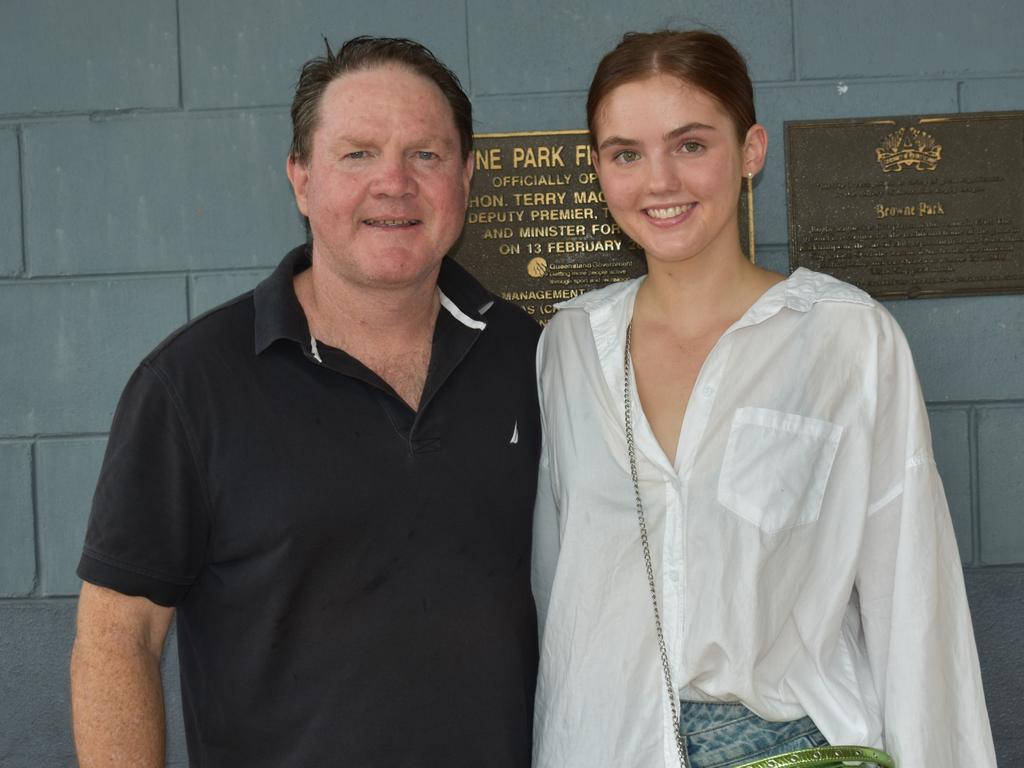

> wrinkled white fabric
[532,268,995,768]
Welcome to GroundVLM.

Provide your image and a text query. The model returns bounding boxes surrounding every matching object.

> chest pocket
[717,407,843,533]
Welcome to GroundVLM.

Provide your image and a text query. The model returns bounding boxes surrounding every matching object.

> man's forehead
[313,66,459,143]
[323,64,448,111]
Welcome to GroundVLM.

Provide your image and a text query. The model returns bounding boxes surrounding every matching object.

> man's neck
[293,261,442,410]
[295,260,440,345]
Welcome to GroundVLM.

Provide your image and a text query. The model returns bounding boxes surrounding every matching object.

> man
[71,37,540,767]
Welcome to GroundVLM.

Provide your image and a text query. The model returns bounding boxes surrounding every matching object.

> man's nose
[370,154,416,197]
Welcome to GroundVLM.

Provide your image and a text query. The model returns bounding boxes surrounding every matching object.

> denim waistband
[678,700,827,768]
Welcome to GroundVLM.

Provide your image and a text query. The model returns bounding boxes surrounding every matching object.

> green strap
[735,745,895,768]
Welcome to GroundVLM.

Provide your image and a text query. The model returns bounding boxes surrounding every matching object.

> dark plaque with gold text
[450,130,645,321]
[785,111,1024,298]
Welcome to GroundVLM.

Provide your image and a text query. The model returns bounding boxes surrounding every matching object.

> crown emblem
[875,126,942,172]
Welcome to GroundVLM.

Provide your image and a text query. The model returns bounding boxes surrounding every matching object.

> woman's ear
[742,123,768,177]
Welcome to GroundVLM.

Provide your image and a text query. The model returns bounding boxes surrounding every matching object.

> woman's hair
[586,30,756,146]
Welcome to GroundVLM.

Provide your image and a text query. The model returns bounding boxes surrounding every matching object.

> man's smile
[363,218,421,227]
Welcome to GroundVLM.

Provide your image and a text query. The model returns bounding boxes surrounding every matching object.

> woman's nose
[645,155,680,195]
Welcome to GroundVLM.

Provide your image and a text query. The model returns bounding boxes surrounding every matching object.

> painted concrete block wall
[1,1,1021,765]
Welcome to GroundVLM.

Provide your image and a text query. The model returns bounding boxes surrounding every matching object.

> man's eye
[345,151,368,160]
[614,150,640,163]
[416,151,439,161]
[681,141,703,153]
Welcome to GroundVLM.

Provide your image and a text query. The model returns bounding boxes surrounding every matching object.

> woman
[531,30,995,768]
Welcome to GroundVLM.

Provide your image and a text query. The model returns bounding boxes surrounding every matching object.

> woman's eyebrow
[597,135,640,151]
[664,122,716,141]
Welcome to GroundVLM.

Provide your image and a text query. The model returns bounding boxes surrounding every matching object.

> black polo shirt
[79,245,541,767]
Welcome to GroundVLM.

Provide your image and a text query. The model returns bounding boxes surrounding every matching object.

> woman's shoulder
[536,277,641,378]
[541,276,640,339]
[782,267,875,309]
[784,268,901,327]
[780,269,914,363]
[554,274,643,313]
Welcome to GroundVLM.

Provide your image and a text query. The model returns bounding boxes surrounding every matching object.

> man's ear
[286,154,310,216]
[462,151,475,201]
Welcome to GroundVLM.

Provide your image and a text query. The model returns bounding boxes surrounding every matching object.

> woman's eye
[681,141,703,153]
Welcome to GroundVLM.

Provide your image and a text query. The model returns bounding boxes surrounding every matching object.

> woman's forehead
[594,76,730,134]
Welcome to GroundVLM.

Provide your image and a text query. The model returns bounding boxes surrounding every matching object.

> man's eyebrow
[329,134,458,150]
[328,134,374,148]
[418,135,458,149]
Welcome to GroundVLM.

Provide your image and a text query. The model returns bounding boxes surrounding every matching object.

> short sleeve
[77,362,211,606]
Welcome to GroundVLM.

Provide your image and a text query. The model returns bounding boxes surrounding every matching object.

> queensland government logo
[875,126,942,173]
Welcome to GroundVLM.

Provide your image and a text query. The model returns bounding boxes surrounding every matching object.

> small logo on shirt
[510,421,519,445]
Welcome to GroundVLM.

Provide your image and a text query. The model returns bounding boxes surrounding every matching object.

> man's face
[287,65,473,292]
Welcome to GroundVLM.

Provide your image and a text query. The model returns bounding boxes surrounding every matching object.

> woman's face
[592,74,761,269]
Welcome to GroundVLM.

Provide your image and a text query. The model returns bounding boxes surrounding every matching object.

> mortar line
[789,0,799,81]
[16,125,27,275]
[463,0,473,96]
[0,264,274,286]
[927,398,1024,409]
[968,406,982,566]
[30,440,42,596]
[0,595,80,604]
[175,0,185,110]
[8,432,110,443]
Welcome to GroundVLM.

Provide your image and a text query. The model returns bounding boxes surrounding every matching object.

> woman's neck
[635,249,779,338]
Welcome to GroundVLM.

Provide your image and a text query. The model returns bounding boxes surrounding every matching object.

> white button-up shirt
[532,269,995,768]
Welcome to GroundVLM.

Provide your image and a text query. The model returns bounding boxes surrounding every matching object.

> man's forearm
[71,584,174,768]
[71,637,167,768]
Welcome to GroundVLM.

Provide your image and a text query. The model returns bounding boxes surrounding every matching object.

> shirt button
[702,384,715,397]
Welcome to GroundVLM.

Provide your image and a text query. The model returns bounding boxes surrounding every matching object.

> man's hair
[289,36,473,163]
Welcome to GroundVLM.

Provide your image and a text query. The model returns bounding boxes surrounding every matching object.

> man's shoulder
[483,296,542,341]
[143,290,256,374]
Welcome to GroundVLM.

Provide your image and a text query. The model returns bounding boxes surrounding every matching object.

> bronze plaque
[785,111,1024,298]
[451,130,645,322]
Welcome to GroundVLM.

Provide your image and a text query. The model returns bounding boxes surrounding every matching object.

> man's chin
[353,253,445,292]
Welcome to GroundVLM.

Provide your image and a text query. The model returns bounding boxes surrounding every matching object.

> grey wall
[1,1,1021,765]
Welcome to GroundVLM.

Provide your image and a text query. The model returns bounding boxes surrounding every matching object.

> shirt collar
[436,256,494,329]
[552,268,876,446]
[253,244,312,355]
[253,245,494,356]
[739,267,874,326]
[556,267,873,329]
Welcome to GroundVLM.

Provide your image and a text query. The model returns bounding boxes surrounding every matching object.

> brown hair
[289,36,473,163]
[587,30,755,146]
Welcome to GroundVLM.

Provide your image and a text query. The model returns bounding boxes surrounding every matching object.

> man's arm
[71,582,175,768]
